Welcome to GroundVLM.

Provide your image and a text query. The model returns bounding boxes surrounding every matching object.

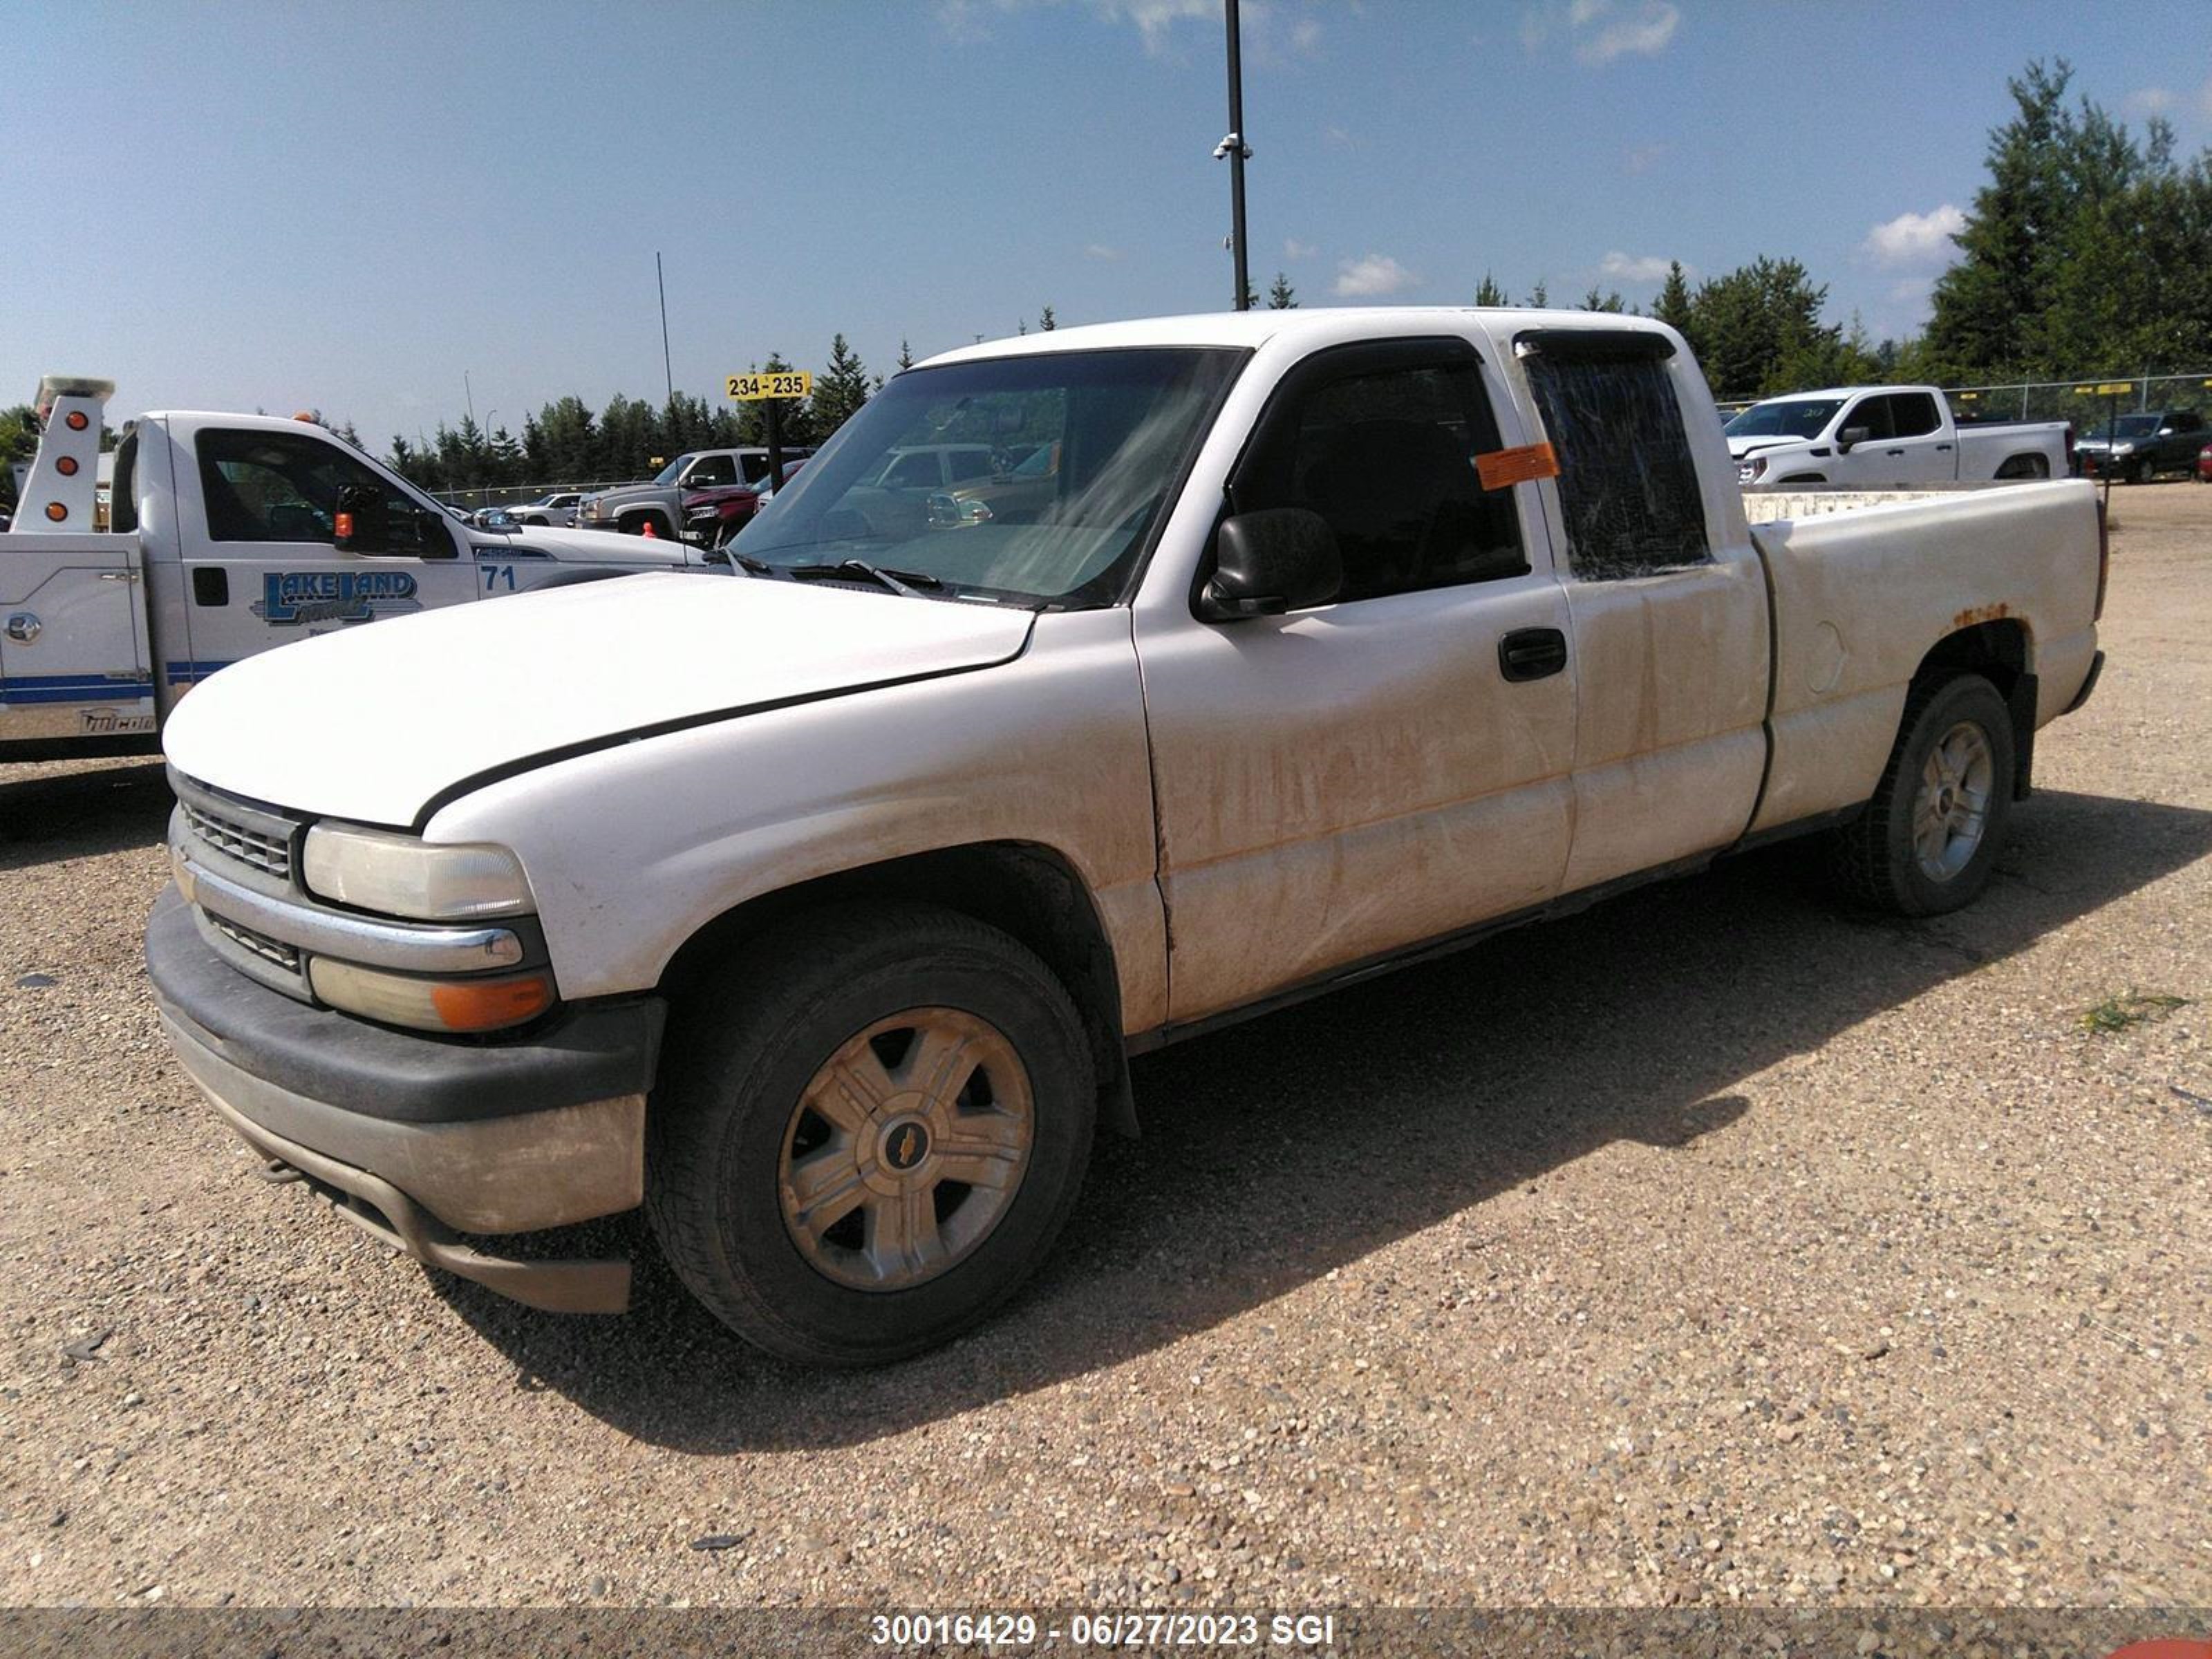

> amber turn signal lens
[44,502,66,522]
[334,511,354,539]
[64,411,88,431]
[430,973,556,1032]
[55,455,78,476]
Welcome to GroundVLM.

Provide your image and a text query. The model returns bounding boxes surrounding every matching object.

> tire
[1828,674,2016,917]
[646,903,1097,1365]
[2135,458,2156,485]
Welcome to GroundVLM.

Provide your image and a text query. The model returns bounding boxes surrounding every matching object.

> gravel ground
[1,485,2206,1613]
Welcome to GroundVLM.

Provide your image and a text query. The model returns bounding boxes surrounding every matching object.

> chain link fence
[428,480,640,515]
[1944,371,2212,427]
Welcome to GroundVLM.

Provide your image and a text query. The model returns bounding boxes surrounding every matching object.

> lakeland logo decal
[253,570,422,628]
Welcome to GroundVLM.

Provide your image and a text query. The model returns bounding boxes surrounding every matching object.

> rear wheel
[1829,675,2015,916]
[647,903,1096,1365]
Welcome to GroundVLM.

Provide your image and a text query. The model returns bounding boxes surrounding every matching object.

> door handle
[1884,447,1904,456]
[96,570,139,582]
[1935,444,1953,452]
[1498,626,1568,683]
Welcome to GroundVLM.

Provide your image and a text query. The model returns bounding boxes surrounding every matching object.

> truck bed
[1744,480,2103,834]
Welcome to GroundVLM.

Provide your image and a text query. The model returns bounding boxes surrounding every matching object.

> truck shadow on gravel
[437,786,2212,1449]
[0,760,171,871]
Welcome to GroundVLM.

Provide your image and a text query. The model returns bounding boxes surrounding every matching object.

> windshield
[2102,414,2160,438]
[735,347,1245,606]
[651,454,694,486]
[1724,398,1844,440]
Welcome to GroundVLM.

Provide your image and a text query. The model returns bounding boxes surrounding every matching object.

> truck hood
[163,573,1035,827]
[1725,435,1813,460]
[471,525,690,566]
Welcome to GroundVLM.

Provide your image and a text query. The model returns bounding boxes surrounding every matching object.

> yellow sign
[727,371,812,402]
[2090,382,2133,395]
[1954,391,1979,401]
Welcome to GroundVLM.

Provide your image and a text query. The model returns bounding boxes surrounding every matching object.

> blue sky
[6,1,2207,455]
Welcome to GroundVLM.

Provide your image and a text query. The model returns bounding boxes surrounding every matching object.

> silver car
[509,490,587,527]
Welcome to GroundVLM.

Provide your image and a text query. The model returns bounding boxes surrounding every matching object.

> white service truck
[1725,384,2072,488]
[1,377,703,761]
[147,310,2106,1364]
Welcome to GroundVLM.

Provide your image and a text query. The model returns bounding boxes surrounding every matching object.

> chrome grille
[182,800,292,879]
[210,914,301,974]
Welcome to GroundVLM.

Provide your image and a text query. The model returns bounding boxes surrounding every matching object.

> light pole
[1214,0,1252,310]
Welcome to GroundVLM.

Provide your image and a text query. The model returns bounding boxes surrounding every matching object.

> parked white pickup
[147,309,2107,1364]
[1726,384,2071,487]
[1,377,700,761]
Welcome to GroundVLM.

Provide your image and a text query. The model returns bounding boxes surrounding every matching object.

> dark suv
[2077,409,2206,483]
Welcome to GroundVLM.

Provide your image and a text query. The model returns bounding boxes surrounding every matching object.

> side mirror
[1198,507,1342,621]
[332,484,389,553]
[1835,426,1870,453]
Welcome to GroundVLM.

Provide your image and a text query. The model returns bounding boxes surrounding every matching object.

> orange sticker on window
[1476,441,1560,490]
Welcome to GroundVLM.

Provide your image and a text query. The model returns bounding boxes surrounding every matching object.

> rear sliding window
[1516,330,1710,581]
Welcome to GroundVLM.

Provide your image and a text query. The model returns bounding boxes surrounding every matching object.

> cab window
[879,451,944,490]
[1844,396,1895,441]
[686,454,737,487]
[1889,393,1942,438]
[196,428,450,555]
[1516,330,1712,580]
[1231,341,1529,603]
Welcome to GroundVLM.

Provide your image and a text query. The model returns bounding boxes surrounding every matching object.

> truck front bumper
[146,887,665,1313]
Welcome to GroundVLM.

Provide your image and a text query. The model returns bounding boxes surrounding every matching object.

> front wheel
[2135,458,2157,485]
[1828,674,2015,916]
[647,903,1097,1365]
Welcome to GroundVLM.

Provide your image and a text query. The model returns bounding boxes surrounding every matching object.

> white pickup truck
[146,310,2106,1364]
[1725,384,2072,488]
[1,377,700,762]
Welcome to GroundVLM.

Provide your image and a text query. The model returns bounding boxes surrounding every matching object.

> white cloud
[1523,0,1680,64]
[1599,250,1674,283]
[1862,204,1967,268]
[1284,236,1318,261]
[1094,0,1225,55]
[2125,86,2178,118]
[1332,253,1418,299]
[1085,243,1125,261]
[1623,141,1667,174]
[1577,1,1679,63]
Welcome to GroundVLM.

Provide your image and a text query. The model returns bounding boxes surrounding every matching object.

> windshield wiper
[787,559,945,598]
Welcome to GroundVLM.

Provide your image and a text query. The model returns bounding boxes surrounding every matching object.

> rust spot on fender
[1952,601,2011,629]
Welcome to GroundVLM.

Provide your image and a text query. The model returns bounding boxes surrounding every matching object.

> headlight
[2112,442,2135,455]
[302,823,534,920]
[1737,456,1766,484]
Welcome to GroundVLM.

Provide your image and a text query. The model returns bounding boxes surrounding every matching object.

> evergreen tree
[1920,59,2176,381]
[897,339,915,371]
[1579,286,1627,312]
[1039,306,1057,330]
[1526,279,1549,307]
[810,335,872,436]
[1267,272,1297,308]
[1651,261,1694,334]
[1474,272,1508,306]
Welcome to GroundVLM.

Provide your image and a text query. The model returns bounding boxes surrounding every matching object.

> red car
[680,458,808,547]
[2197,441,2211,482]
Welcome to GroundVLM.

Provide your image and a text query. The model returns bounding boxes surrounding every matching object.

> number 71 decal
[480,565,516,592]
